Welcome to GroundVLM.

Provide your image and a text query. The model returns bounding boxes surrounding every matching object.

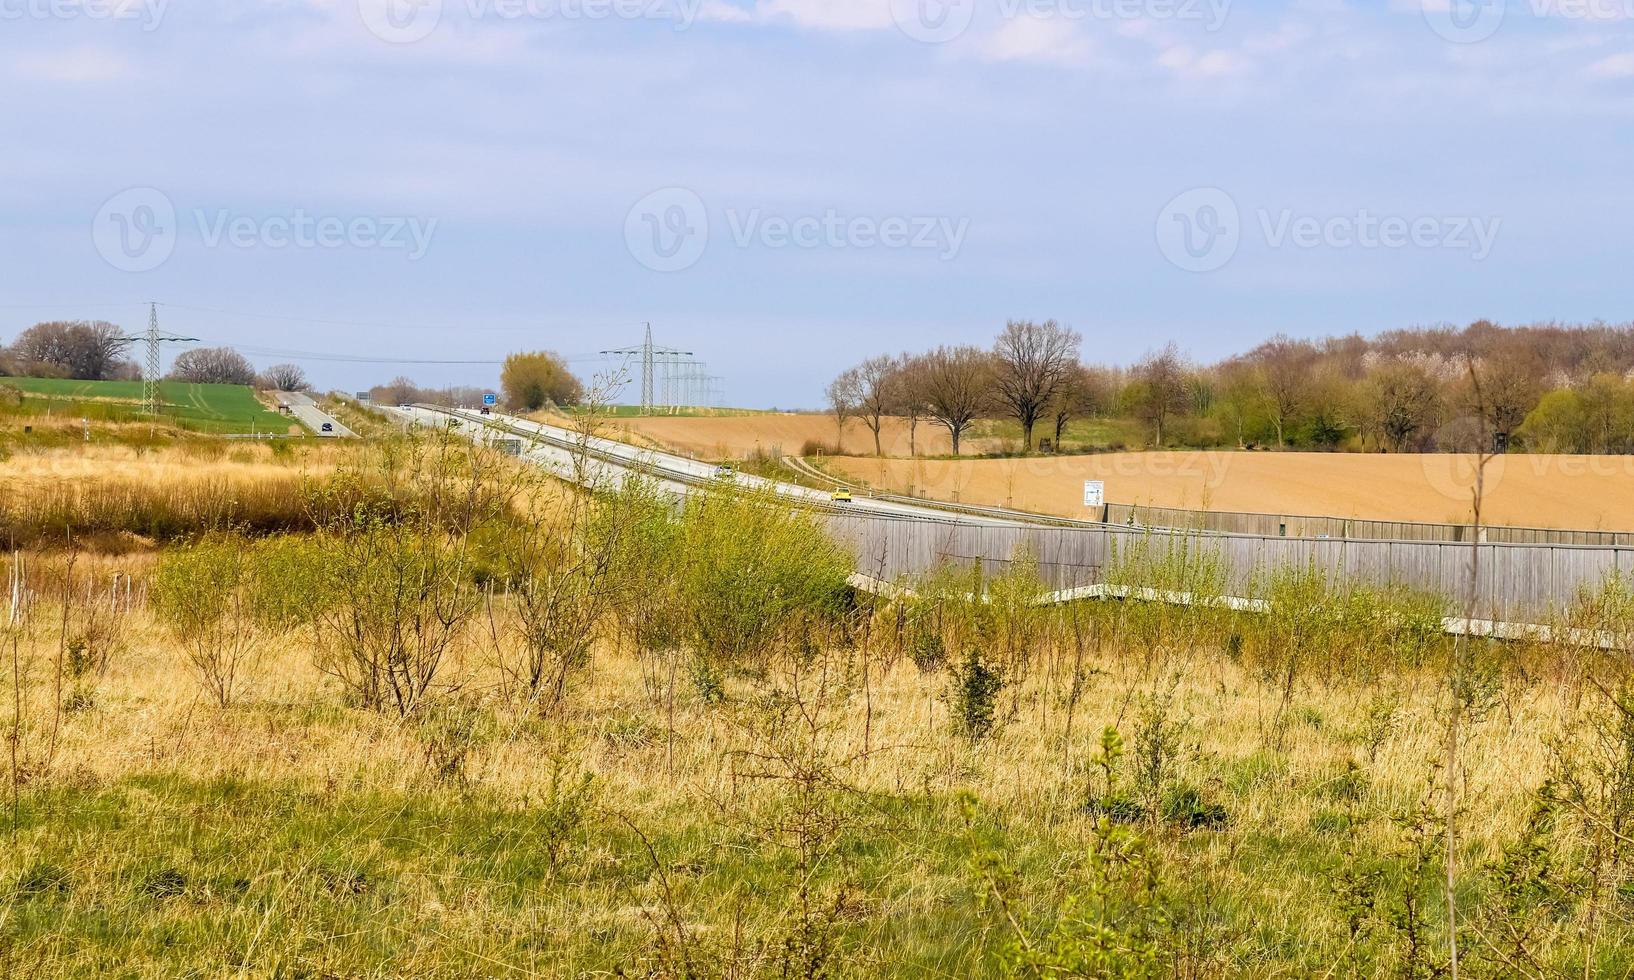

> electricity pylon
[137,303,199,416]
[601,323,693,415]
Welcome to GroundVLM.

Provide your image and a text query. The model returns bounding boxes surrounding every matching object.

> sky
[3,0,1633,408]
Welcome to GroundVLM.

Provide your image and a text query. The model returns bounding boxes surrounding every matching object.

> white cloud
[694,0,755,23]
[1588,50,1634,75]
[979,15,1094,66]
[1156,43,1251,78]
[12,46,132,83]
[754,0,894,31]
[1243,23,1314,55]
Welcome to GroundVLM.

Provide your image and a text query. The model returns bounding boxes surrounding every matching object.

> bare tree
[9,321,132,380]
[260,363,311,392]
[825,368,863,451]
[1046,363,1113,452]
[170,347,257,385]
[1366,360,1441,452]
[1128,344,1190,447]
[849,355,901,456]
[7,323,75,375]
[1457,344,1542,448]
[916,345,991,456]
[992,319,1081,452]
[1214,359,1263,448]
[892,354,929,457]
[1247,335,1317,447]
[375,376,420,406]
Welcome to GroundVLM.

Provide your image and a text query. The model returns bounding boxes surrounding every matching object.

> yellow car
[831,488,854,504]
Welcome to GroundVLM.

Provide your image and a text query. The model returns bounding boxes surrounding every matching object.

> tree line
[2,321,585,411]
[369,351,583,412]
[828,319,1634,456]
[1,321,311,391]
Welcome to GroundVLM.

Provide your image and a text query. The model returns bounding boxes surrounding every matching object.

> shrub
[152,537,267,707]
[302,434,510,715]
[675,484,853,689]
[950,648,1003,742]
[601,473,686,658]
[483,467,631,715]
[968,793,1167,978]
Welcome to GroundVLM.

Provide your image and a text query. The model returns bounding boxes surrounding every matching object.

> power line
[230,345,506,366]
[154,302,652,336]
[2,301,652,340]
[227,344,608,366]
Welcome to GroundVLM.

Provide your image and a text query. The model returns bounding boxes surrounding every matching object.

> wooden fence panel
[1095,500,1634,548]
[827,512,1632,619]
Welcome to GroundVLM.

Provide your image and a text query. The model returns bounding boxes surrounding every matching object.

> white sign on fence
[1083,480,1105,508]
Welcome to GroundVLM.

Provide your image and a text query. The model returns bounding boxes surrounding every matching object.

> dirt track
[820,452,1634,531]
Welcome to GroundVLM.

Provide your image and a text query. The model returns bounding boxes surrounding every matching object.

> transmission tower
[137,303,199,416]
[601,323,693,415]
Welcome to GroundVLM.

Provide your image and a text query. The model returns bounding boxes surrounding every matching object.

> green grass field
[969,415,1153,451]
[0,377,296,435]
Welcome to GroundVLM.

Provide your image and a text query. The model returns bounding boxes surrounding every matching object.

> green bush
[153,536,269,706]
[950,648,1004,742]
[675,484,854,684]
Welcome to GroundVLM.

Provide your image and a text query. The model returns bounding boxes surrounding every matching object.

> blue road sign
[483,393,498,406]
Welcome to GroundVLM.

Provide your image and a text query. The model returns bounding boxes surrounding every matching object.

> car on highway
[714,465,736,480]
[320,422,334,434]
[831,488,853,503]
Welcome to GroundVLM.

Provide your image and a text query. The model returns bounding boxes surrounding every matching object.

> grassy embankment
[0,377,296,438]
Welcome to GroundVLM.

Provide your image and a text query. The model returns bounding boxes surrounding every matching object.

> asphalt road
[390,405,1032,528]
[279,391,355,438]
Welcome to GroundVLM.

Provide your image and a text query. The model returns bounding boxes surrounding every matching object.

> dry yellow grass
[0,442,367,548]
[36,616,1554,840]
[821,451,1634,530]
[2,588,1612,975]
[0,441,346,487]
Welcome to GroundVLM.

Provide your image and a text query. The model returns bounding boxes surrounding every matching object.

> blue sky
[4,0,1633,407]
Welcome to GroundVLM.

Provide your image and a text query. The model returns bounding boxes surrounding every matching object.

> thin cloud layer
[2,0,1632,404]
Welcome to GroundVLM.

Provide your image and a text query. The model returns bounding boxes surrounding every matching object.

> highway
[279,391,355,438]
[388,405,1037,528]
[381,403,1621,649]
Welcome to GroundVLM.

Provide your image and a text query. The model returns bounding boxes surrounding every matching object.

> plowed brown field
[820,452,1634,531]
[594,415,989,459]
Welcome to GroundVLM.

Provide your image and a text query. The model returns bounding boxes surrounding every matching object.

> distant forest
[829,320,1634,456]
